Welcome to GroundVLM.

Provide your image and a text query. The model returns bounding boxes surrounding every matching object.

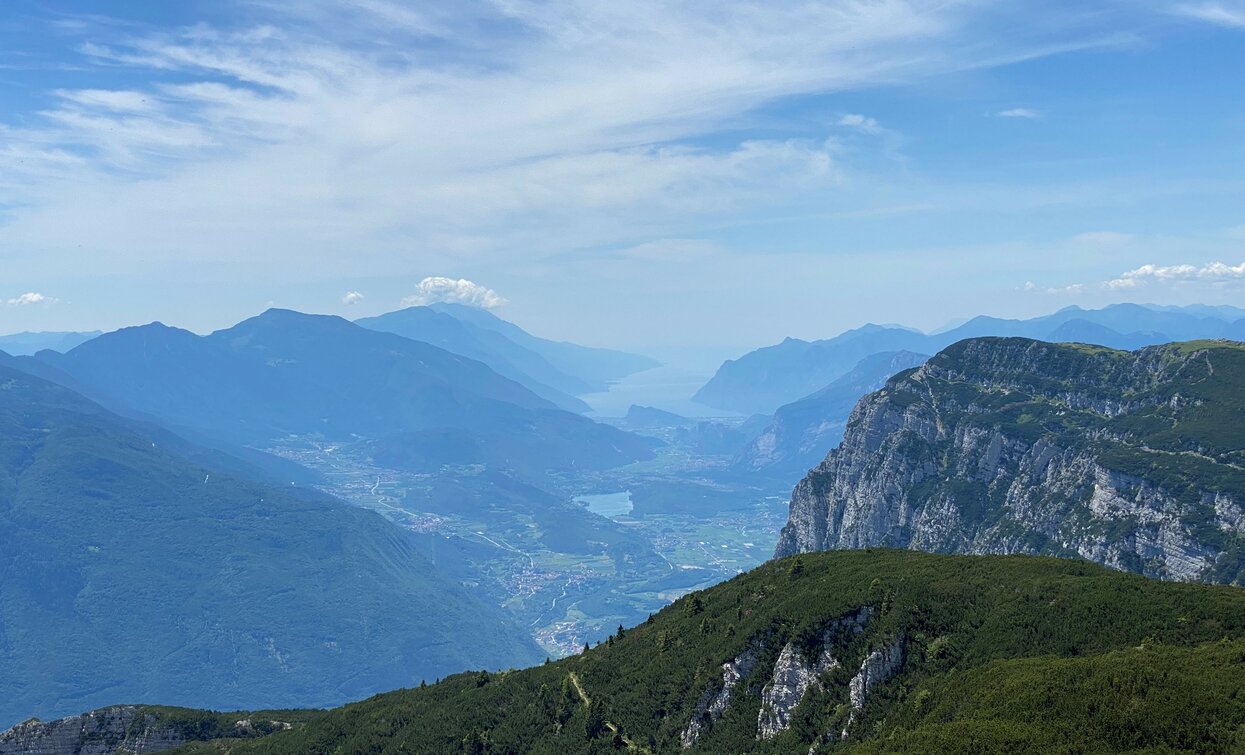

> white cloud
[997,108,1040,119]
[6,292,56,306]
[1174,3,1245,29]
[341,290,365,305]
[1106,261,1245,289]
[838,113,882,133]
[0,1,1137,282]
[401,277,507,309]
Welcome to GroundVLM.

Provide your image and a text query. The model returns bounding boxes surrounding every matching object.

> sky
[0,0,1243,363]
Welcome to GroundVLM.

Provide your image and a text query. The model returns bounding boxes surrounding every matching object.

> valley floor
[265,438,790,656]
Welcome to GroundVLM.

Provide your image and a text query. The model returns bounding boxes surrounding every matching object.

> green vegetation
[161,549,1245,754]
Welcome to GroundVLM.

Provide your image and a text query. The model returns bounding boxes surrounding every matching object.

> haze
[1,0,1243,360]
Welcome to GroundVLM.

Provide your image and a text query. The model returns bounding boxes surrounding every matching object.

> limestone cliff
[775,338,1245,585]
[0,707,294,755]
[0,707,186,755]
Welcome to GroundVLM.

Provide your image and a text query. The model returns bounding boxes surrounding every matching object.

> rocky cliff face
[681,605,891,748]
[679,639,764,748]
[0,707,186,755]
[775,338,1245,585]
[0,707,293,755]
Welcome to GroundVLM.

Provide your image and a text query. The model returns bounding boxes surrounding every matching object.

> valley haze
[2,1,1244,753]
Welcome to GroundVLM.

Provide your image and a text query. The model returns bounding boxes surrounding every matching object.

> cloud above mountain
[400,278,507,309]
[1107,261,1245,289]
[6,292,56,306]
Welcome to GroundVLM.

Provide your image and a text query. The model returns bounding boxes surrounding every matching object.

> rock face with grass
[775,338,1245,585]
[0,707,185,755]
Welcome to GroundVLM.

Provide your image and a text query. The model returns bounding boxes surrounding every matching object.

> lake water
[580,364,741,419]
[575,491,634,518]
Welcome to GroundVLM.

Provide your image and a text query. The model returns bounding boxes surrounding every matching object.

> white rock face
[754,606,877,741]
[841,637,905,740]
[680,643,763,748]
[775,340,1244,584]
[0,707,186,755]
[757,643,820,740]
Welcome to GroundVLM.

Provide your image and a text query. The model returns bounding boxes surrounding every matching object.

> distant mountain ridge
[0,360,542,727]
[429,302,660,389]
[0,330,100,356]
[696,303,1245,414]
[33,309,655,475]
[776,337,1245,585]
[355,306,593,412]
[734,350,930,479]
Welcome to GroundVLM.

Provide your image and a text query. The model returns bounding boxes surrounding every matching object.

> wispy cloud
[0,1,1138,282]
[1174,2,1245,29]
[6,292,57,306]
[400,277,507,309]
[997,108,1040,119]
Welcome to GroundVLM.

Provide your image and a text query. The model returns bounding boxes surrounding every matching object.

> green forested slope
[167,549,1245,754]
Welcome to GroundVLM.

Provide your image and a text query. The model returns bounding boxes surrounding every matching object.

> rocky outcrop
[680,641,764,748]
[776,338,1245,585]
[757,643,822,739]
[682,608,883,747]
[756,606,875,740]
[0,707,186,755]
[840,637,905,739]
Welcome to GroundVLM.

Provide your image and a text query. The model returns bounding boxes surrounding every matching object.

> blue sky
[0,1,1243,361]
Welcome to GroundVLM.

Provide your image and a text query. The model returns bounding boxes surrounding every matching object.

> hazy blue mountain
[0,362,542,728]
[734,350,929,479]
[355,306,592,412]
[1043,319,1163,350]
[670,420,752,456]
[36,309,653,473]
[621,404,693,429]
[0,331,100,356]
[693,325,929,414]
[429,302,660,389]
[1140,303,1245,321]
[696,303,1245,414]
[0,348,321,488]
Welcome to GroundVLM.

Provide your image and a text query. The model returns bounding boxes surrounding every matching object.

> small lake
[575,491,633,518]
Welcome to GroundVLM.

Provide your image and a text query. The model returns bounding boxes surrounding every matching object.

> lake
[575,491,634,518]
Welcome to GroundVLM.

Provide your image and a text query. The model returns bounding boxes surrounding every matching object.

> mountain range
[776,337,1245,585]
[0,360,541,727]
[357,307,594,412]
[425,302,660,390]
[29,308,655,477]
[0,331,101,357]
[696,303,1245,414]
